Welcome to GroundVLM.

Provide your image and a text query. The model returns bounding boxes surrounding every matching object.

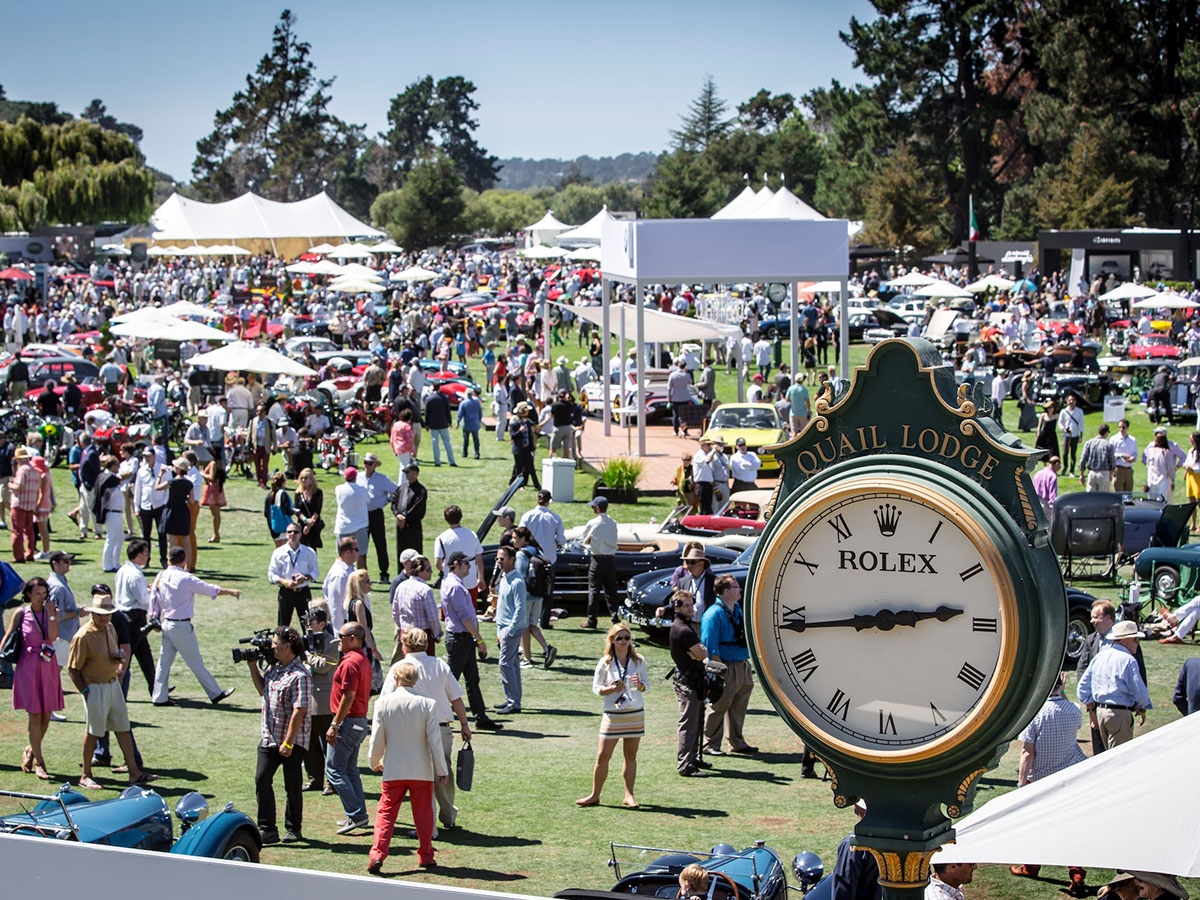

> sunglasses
[614,635,632,642]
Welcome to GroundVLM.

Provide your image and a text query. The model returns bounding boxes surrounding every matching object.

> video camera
[231,629,276,665]
[139,617,163,637]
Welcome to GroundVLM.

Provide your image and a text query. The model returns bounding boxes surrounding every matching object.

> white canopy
[889,271,938,288]
[309,242,338,254]
[799,280,845,293]
[736,186,777,217]
[965,274,1016,293]
[936,713,1200,875]
[711,186,760,220]
[522,209,571,248]
[130,191,383,243]
[519,245,568,259]
[186,341,316,377]
[330,243,373,259]
[561,302,741,343]
[914,280,973,299]
[555,206,616,247]
[1132,291,1194,310]
[330,280,385,293]
[336,263,382,280]
[565,245,603,262]
[284,261,324,275]
[369,240,403,253]
[110,314,235,342]
[1100,282,1161,302]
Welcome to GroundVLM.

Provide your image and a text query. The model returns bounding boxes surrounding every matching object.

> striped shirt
[260,656,312,750]
[9,463,40,510]
[392,577,442,639]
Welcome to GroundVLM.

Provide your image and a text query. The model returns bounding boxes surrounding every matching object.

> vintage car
[1023,370,1122,411]
[0,785,260,862]
[1133,539,1200,602]
[418,358,470,378]
[623,538,1101,657]
[479,479,748,607]
[1128,332,1182,360]
[701,404,786,473]
[675,489,773,536]
[582,369,700,421]
[555,840,826,900]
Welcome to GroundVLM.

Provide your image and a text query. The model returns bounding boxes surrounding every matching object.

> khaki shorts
[526,596,544,626]
[84,678,130,737]
[0,479,10,506]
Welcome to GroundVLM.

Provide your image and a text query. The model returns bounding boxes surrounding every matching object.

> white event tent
[936,712,1200,876]
[122,191,383,258]
[599,216,849,453]
[710,186,760,219]
[522,210,570,248]
[555,206,617,248]
[187,341,317,377]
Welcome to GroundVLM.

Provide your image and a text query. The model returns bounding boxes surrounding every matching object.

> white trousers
[1173,595,1200,639]
[102,510,124,570]
[153,619,221,703]
[78,485,96,534]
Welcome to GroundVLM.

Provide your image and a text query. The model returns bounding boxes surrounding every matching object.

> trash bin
[541,458,576,503]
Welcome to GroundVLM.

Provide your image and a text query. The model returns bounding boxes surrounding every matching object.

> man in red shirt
[326,622,373,833]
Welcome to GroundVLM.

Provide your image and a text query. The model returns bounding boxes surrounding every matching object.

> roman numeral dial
[754,484,1008,756]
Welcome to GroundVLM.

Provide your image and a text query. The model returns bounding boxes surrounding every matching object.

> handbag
[0,608,23,664]
[456,739,474,791]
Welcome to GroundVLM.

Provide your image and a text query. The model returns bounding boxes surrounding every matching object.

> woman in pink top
[390,408,414,477]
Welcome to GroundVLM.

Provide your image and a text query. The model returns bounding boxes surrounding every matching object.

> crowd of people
[0,249,1197,892]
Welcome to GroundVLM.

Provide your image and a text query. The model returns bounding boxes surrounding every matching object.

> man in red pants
[366,660,449,874]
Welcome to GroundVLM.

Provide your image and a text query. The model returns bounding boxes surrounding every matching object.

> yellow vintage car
[700,402,785,472]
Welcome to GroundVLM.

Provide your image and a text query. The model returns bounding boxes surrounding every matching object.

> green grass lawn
[0,342,1196,898]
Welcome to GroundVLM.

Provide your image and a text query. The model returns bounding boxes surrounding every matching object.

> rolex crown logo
[874,503,901,537]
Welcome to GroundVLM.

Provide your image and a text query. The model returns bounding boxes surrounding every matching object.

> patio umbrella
[1132,292,1194,310]
[331,244,373,259]
[1011,278,1038,294]
[520,245,567,259]
[393,266,438,282]
[888,271,937,288]
[284,261,324,275]
[369,240,403,253]
[157,300,224,320]
[308,242,338,254]
[329,280,386,293]
[431,286,462,299]
[913,280,973,299]
[338,263,382,280]
[98,244,131,256]
[0,267,33,280]
[964,274,1016,293]
[110,314,235,342]
[187,341,316,377]
[565,245,602,262]
[1100,282,1160,302]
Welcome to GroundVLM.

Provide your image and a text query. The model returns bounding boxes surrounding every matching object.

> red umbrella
[0,267,33,280]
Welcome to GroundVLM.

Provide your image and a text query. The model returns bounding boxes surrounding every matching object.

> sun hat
[82,593,117,615]
[1108,620,1145,640]
[1127,873,1188,900]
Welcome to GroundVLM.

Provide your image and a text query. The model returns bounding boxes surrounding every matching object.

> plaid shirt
[260,656,313,750]
[392,577,442,639]
[10,463,40,510]
[1017,694,1086,782]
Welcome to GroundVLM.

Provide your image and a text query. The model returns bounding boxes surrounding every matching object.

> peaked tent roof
[735,186,778,218]
[555,206,616,245]
[746,186,825,221]
[132,191,384,242]
[711,186,759,219]
[522,210,570,232]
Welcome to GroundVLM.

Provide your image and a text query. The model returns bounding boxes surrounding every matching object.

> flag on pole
[969,195,979,242]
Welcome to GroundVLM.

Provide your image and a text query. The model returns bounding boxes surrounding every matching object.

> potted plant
[594,457,645,504]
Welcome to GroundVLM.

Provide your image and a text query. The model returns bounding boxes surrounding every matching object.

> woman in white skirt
[577,623,648,809]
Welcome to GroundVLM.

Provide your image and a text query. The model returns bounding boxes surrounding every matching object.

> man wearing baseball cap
[580,496,618,628]
[1077,619,1152,748]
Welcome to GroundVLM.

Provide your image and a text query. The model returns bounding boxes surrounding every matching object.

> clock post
[745,339,1066,898]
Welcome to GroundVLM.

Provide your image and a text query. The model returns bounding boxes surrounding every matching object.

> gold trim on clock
[749,475,1020,764]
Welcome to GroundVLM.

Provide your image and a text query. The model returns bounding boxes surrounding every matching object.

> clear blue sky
[3,0,877,183]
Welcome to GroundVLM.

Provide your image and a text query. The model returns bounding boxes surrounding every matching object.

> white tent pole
[636,282,646,457]
[790,282,799,378]
[619,293,627,432]
[543,288,551,367]
[839,277,850,380]
[602,279,611,437]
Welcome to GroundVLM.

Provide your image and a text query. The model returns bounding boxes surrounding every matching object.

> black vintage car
[474,478,746,608]
[623,539,1100,660]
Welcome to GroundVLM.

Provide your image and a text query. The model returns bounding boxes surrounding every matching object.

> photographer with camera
[246,626,312,845]
[701,574,757,758]
[269,523,320,628]
[301,602,340,794]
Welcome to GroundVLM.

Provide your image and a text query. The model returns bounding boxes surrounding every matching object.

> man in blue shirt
[456,388,483,460]
[700,574,757,757]
[1077,620,1152,748]
[493,546,527,715]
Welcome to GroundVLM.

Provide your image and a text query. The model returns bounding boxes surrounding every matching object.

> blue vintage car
[1133,542,1200,602]
[555,841,826,900]
[0,785,261,862]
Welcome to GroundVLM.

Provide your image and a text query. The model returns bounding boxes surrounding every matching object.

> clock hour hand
[782,605,964,633]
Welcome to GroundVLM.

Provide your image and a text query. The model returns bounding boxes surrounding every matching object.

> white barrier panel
[0,833,547,900]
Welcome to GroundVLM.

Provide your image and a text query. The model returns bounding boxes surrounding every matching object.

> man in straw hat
[67,590,157,789]
[1128,873,1189,900]
[1077,619,1152,748]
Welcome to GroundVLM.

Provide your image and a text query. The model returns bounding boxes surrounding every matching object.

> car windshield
[736,540,759,565]
[1143,334,1172,345]
[710,408,779,430]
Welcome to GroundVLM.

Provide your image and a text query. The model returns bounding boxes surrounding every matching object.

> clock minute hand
[782,605,964,633]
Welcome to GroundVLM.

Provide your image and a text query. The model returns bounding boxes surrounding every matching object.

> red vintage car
[1129,333,1182,360]
[676,489,773,536]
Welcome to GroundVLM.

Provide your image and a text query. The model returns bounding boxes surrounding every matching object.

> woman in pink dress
[3,576,62,780]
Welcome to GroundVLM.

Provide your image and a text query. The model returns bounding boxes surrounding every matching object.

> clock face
[749,476,1017,761]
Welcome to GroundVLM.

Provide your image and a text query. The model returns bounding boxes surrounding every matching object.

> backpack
[524,549,551,597]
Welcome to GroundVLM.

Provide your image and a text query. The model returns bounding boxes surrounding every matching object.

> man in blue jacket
[456,389,483,460]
